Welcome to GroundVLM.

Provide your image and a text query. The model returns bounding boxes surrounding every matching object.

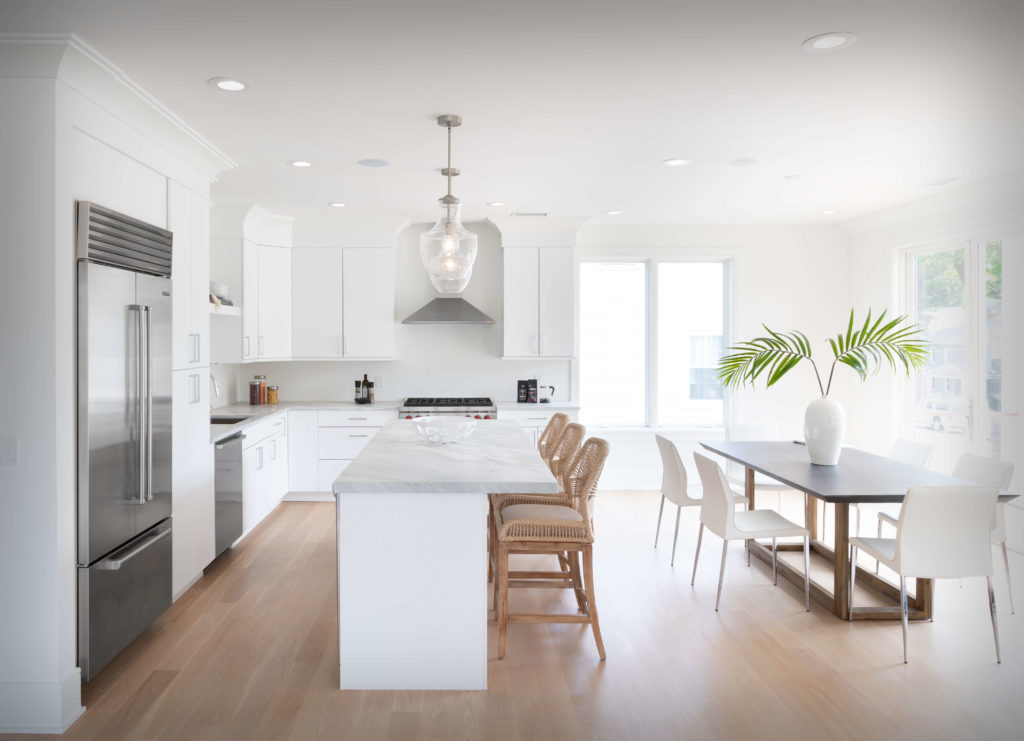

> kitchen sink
[211,415,252,425]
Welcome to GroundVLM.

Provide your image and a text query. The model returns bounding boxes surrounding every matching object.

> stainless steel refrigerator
[77,201,173,682]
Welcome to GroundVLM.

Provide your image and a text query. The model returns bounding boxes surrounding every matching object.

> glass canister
[267,385,279,405]
[249,380,261,406]
[254,375,267,404]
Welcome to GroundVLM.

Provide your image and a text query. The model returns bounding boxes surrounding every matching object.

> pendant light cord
[446,123,453,198]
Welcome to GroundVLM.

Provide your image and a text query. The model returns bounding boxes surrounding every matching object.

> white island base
[333,420,558,690]
[336,489,488,690]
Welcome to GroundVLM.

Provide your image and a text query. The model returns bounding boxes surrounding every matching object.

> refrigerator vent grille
[76,201,173,277]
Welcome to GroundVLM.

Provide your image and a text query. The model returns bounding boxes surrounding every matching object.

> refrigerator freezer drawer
[78,519,172,681]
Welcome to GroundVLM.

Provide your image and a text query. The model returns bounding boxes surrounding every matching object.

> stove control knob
[474,415,482,419]
[483,415,491,419]
[405,415,413,419]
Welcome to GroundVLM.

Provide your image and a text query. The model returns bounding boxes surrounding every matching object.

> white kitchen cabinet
[503,246,575,358]
[169,181,210,370]
[501,407,578,448]
[342,248,396,358]
[171,369,215,599]
[242,239,259,361]
[241,412,288,534]
[257,244,292,359]
[292,249,345,358]
[242,442,270,535]
[287,410,319,491]
[314,409,389,491]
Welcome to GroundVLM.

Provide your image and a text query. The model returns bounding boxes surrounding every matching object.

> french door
[904,237,1019,474]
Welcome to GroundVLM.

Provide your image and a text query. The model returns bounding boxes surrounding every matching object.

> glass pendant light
[420,114,477,294]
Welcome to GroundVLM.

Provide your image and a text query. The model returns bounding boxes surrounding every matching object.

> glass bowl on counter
[411,415,477,444]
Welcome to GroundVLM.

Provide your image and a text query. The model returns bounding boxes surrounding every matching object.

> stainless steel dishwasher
[214,433,244,557]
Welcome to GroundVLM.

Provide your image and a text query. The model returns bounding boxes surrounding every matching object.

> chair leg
[582,545,606,660]
[691,522,704,586]
[987,576,1001,664]
[670,506,682,566]
[568,550,586,613]
[715,540,728,611]
[654,494,666,548]
[900,576,909,664]
[1000,542,1015,615]
[849,545,858,621]
[487,505,494,584]
[803,535,810,612]
[875,517,882,575]
[772,537,778,586]
[497,541,509,659]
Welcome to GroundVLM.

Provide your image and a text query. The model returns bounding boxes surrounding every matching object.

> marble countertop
[333,419,560,494]
[494,401,580,410]
[209,400,402,442]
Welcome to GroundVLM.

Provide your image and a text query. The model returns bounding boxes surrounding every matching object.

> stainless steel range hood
[402,297,495,324]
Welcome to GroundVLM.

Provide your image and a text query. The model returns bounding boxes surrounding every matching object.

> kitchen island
[332,419,558,690]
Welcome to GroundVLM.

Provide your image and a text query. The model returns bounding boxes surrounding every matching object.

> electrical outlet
[375,375,382,389]
[0,436,17,466]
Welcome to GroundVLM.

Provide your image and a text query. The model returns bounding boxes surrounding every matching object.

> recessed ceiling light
[329,202,346,208]
[661,158,693,167]
[357,158,390,168]
[288,160,313,168]
[820,210,837,215]
[727,158,759,167]
[208,77,248,92]
[486,201,505,207]
[802,32,858,52]
[604,210,622,216]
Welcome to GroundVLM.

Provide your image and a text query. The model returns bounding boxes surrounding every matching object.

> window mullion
[647,259,657,428]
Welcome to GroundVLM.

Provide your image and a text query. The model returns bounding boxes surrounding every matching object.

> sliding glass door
[905,238,1015,468]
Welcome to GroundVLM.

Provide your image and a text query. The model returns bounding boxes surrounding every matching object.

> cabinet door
[317,459,351,492]
[258,244,292,359]
[171,370,214,598]
[189,193,211,366]
[268,432,289,502]
[342,249,396,358]
[242,443,268,534]
[169,182,193,370]
[288,410,319,491]
[503,248,540,357]
[242,239,259,361]
[293,249,344,358]
[538,247,574,357]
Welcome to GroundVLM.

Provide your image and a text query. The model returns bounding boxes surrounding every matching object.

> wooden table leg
[804,493,818,541]
[833,502,850,619]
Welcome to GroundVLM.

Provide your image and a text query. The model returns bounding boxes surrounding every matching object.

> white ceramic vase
[804,396,845,466]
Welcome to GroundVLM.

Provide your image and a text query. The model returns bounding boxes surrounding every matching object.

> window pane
[983,240,1002,458]
[579,263,646,425]
[657,263,724,425]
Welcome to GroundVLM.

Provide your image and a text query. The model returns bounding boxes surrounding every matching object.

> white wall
[216,220,573,405]
[575,223,852,489]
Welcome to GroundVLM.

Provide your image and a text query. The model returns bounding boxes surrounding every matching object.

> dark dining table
[699,440,1017,620]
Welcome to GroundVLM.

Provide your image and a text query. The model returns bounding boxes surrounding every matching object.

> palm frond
[824,309,928,394]
[718,324,822,394]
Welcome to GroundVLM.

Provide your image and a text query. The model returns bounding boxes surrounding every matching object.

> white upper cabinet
[342,248,396,359]
[291,247,396,360]
[169,181,210,370]
[503,246,574,358]
[257,244,292,359]
[292,249,345,358]
[241,239,259,361]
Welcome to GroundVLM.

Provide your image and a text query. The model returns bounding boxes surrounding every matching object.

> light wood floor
[11,492,1023,741]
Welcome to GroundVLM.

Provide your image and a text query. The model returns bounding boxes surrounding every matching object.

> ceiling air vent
[510,211,548,217]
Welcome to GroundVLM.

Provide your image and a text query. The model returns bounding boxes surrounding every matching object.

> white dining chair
[851,486,1001,663]
[692,453,810,611]
[724,425,789,511]
[876,452,1014,612]
[654,435,747,566]
[854,439,934,550]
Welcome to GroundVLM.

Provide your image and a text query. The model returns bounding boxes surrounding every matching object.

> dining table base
[744,471,934,621]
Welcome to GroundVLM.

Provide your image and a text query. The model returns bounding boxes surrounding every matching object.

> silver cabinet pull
[342,335,347,356]
[337,335,342,356]
[538,334,544,355]
[349,417,368,421]
[349,434,369,438]
[129,305,146,503]
[244,336,250,357]
[259,336,265,356]
[257,446,264,470]
[145,306,153,501]
[95,525,171,571]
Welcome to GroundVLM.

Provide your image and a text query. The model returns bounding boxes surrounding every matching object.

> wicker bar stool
[537,412,569,466]
[493,436,610,660]
[488,423,586,588]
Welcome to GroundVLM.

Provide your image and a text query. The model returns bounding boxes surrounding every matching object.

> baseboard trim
[0,667,84,734]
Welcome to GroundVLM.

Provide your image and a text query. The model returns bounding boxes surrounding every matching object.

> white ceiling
[3,0,1023,225]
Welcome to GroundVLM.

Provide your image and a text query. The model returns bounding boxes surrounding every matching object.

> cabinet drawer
[241,413,287,449]
[318,427,376,459]
[501,408,559,426]
[318,459,352,491]
[318,409,394,427]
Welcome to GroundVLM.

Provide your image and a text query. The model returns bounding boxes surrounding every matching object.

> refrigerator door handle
[144,305,153,501]
[129,305,146,503]
[95,523,172,571]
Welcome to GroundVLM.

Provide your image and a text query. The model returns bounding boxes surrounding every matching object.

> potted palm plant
[717,309,928,465]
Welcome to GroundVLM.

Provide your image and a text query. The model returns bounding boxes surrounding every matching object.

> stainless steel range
[399,397,497,419]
